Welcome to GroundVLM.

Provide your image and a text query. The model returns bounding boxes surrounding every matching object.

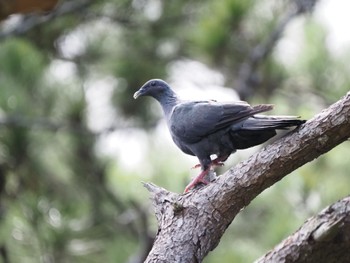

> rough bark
[144,91,350,263]
[256,195,350,263]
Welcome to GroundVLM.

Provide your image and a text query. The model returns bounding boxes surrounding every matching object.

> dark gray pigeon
[134,79,305,192]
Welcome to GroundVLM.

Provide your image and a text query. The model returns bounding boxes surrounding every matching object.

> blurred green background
[0,0,349,262]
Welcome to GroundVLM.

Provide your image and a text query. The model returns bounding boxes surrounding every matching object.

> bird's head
[133,79,175,101]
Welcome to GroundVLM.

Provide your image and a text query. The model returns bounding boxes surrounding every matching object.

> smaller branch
[256,196,350,263]
[235,0,319,99]
[0,0,195,41]
[0,0,94,40]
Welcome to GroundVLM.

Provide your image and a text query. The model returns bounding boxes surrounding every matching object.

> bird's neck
[161,96,178,116]
[155,92,178,118]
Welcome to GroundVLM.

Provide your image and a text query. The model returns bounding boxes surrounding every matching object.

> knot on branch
[143,182,183,225]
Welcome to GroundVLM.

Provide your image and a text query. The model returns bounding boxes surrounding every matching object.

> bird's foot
[184,178,209,193]
[191,159,224,169]
[212,160,225,167]
[191,163,202,169]
[184,170,210,193]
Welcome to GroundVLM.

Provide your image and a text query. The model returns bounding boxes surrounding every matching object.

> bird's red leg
[184,169,210,193]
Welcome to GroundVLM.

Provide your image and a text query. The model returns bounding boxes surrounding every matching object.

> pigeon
[134,79,305,192]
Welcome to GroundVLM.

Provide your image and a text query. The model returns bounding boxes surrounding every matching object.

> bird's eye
[151,81,156,86]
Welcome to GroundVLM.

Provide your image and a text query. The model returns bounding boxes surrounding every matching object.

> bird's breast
[171,134,195,156]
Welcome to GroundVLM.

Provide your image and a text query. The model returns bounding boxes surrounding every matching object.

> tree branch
[144,91,350,262]
[256,195,350,263]
[235,0,319,100]
[0,0,93,40]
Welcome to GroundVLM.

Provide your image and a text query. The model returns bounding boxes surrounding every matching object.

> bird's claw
[213,161,224,167]
[184,170,210,193]
[191,164,201,169]
[191,161,224,169]
[184,178,209,193]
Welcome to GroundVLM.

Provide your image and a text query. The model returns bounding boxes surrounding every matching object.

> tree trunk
[144,91,350,262]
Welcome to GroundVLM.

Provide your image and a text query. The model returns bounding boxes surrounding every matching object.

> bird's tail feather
[250,104,274,115]
[242,115,305,130]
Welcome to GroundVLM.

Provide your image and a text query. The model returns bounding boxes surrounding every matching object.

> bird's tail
[241,115,306,130]
[229,115,305,149]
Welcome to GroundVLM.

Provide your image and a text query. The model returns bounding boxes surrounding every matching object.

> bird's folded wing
[170,101,273,143]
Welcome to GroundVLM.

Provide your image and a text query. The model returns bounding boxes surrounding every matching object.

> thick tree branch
[144,91,350,262]
[256,195,350,263]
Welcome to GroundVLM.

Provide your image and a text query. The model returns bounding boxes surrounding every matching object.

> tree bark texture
[144,91,350,263]
[256,195,350,263]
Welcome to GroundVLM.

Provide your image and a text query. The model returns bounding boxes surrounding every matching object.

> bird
[134,79,305,193]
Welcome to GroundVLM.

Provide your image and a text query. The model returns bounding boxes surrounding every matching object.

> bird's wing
[169,100,273,143]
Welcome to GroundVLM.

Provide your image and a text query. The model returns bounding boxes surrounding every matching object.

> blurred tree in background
[0,0,349,262]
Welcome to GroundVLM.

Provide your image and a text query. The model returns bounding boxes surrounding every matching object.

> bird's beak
[133,90,142,99]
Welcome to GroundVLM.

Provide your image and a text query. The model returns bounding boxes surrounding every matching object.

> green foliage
[0,38,46,115]
[287,20,350,104]
[193,0,253,65]
[0,38,45,84]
